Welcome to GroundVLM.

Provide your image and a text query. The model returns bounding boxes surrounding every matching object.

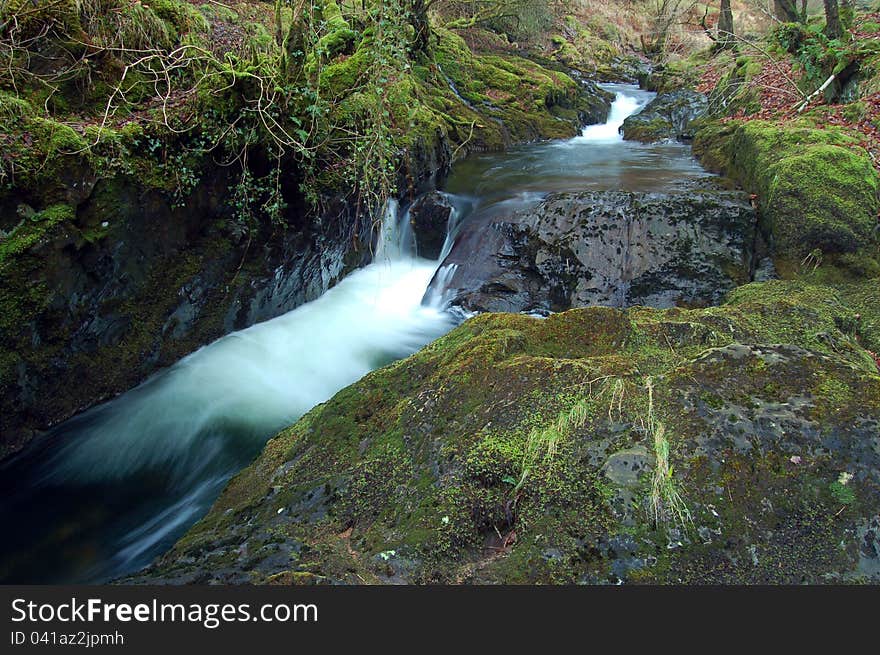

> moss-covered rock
[433,28,611,150]
[693,119,879,261]
[128,280,880,584]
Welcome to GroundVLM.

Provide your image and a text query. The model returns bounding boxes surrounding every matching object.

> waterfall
[576,85,653,143]
[0,200,455,584]
[375,199,416,261]
[0,83,712,584]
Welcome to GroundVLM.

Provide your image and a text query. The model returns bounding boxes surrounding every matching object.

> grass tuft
[643,377,693,533]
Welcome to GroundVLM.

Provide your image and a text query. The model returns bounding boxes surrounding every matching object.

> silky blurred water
[0,83,711,583]
[0,201,455,583]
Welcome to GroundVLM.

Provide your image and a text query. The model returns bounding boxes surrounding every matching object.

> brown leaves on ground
[693,21,880,176]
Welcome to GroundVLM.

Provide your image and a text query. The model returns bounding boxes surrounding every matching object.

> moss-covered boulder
[433,29,612,150]
[693,120,880,262]
[128,280,880,584]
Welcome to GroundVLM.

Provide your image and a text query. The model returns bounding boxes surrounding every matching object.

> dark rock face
[597,56,653,86]
[569,79,616,126]
[0,170,376,459]
[427,189,756,314]
[621,89,709,143]
[408,191,453,259]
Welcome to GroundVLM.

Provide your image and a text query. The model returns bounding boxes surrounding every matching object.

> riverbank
[0,1,620,460]
[130,14,880,584]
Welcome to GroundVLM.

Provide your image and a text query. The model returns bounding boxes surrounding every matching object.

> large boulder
[693,120,880,261]
[621,89,709,143]
[127,281,880,584]
[424,188,756,314]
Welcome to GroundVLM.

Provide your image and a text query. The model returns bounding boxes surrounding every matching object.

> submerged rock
[425,189,756,314]
[621,89,709,143]
[128,281,880,584]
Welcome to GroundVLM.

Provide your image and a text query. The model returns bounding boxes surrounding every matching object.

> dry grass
[643,376,693,532]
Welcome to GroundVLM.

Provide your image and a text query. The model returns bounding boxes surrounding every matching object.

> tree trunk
[718,0,734,49]
[840,0,855,30]
[824,0,842,39]
[409,0,432,56]
[774,0,802,22]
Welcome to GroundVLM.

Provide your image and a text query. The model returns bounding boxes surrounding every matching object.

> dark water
[441,85,711,217]
[0,84,712,584]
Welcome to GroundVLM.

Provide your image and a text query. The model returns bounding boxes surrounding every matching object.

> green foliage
[772,22,809,54]
[829,480,856,505]
[770,20,874,92]
[0,0,613,270]
[464,436,522,486]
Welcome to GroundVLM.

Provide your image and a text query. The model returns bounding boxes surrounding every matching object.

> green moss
[829,480,857,505]
[0,0,82,38]
[621,117,672,143]
[548,13,622,71]
[432,28,595,148]
[0,204,75,269]
[464,435,523,487]
[142,275,880,584]
[142,0,210,35]
[319,45,374,97]
[693,119,879,261]
[767,144,878,255]
[705,54,763,116]
[314,0,356,60]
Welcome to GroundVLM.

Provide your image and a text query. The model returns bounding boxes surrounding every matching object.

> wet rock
[621,89,709,143]
[602,446,652,488]
[408,191,453,260]
[427,188,756,314]
[372,549,422,584]
[602,446,654,524]
[598,56,653,85]
[753,257,779,282]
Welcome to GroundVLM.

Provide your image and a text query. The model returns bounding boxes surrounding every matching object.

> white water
[0,202,457,582]
[52,88,656,485]
[576,86,652,143]
[1,82,665,584]
[53,207,455,484]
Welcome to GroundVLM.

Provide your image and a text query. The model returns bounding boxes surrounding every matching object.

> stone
[408,191,453,260]
[621,89,709,143]
[425,188,756,314]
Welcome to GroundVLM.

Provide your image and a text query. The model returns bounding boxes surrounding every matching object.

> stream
[0,83,713,584]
